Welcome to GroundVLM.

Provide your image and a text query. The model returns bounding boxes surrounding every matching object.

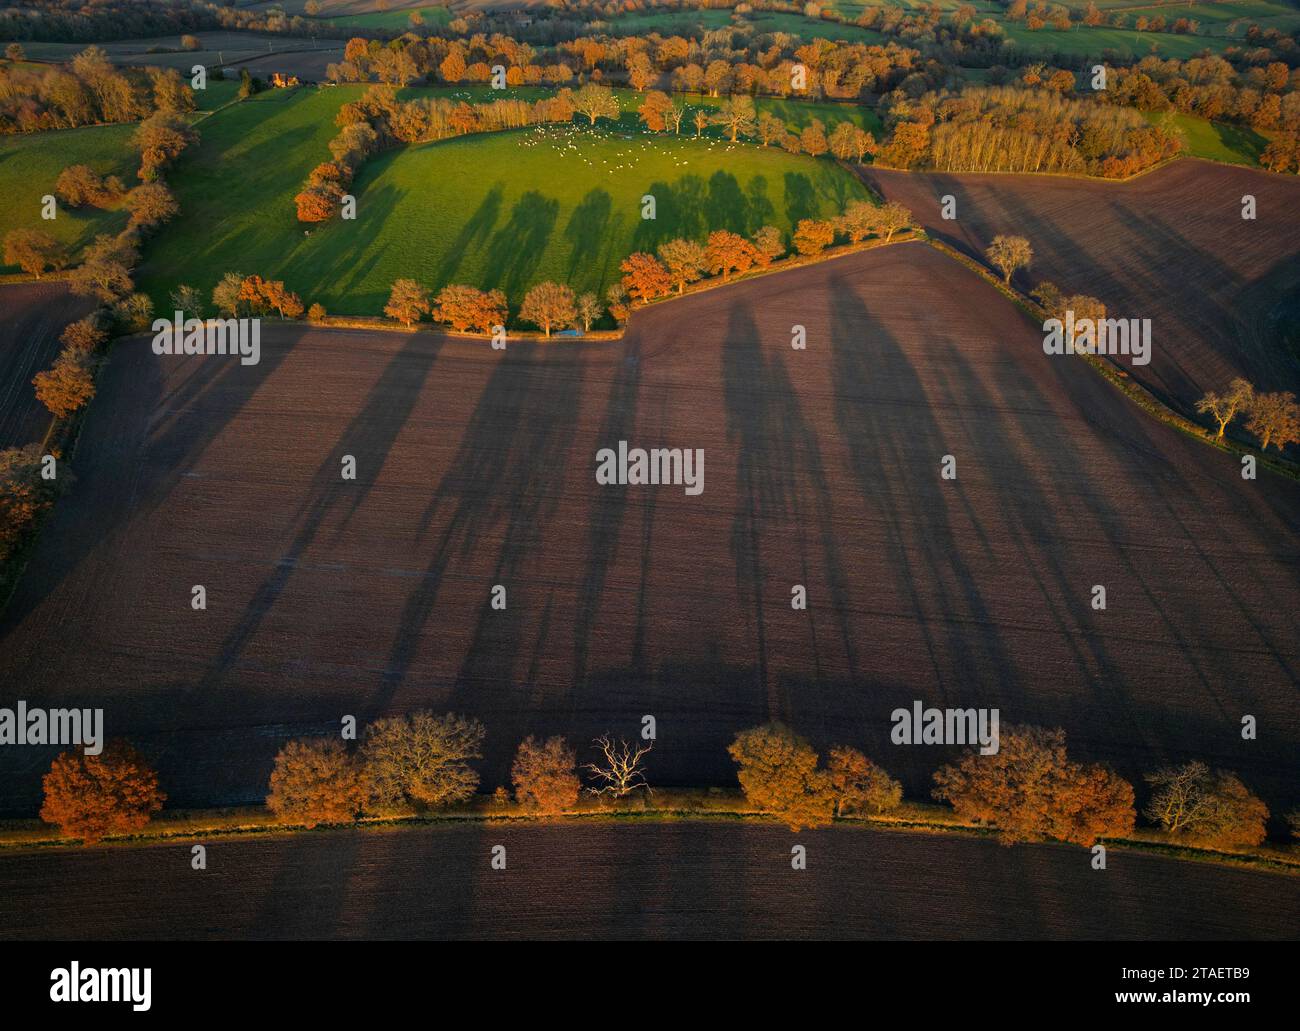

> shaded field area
[0,283,93,448]
[1,822,1295,940]
[867,160,1300,422]
[1,243,1297,819]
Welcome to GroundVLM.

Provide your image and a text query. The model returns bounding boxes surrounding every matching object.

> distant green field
[0,123,134,273]
[1148,111,1270,166]
[135,86,870,319]
[1001,22,1230,59]
[314,4,453,31]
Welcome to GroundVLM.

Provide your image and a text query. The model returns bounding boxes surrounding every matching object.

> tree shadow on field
[631,175,706,253]
[707,170,748,233]
[782,171,818,225]
[482,190,559,301]
[745,175,775,234]
[564,188,612,282]
[199,332,443,689]
[435,183,504,289]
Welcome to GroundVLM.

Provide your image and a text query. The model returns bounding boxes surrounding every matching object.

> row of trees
[36,718,1281,854]
[1197,378,1300,453]
[0,44,196,135]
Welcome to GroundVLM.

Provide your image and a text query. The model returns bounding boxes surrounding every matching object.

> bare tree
[583,736,652,797]
[1196,378,1254,440]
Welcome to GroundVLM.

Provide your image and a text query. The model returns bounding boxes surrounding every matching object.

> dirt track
[0,243,1296,819]
[866,160,1300,422]
[0,822,1294,940]
[0,282,92,449]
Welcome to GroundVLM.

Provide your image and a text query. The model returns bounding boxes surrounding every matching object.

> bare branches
[582,736,652,797]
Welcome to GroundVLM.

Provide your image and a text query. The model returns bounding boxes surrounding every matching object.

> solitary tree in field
[40,741,165,844]
[1196,378,1255,440]
[657,238,707,294]
[33,347,96,419]
[932,725,1134,847]
[826,747,902,817]
[3,229,64,279]
[361,711,485,809]
[384,278,430,328]
[728,723,834,831]
[986,234,1033,284]
[575,292,602,331]
[619,252,672,303]
[511,736,581,812]
[712,95,756,142]
[1245,391,1300,451]
[267,738,366,827]
[519,281,576,337]
[584,736,652,798]
[1144,761,1268,849]
[874,201,914,243]
[572,82,619,125]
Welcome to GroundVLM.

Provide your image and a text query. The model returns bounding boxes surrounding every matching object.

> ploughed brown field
[0,822,1295,940]
[0,243,1297,817]
[866,160,1300,423]
[0,282,92,449]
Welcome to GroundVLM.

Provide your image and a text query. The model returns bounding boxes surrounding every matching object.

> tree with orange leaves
[267,738,367,827]
[705,229,759,280]
[0,444,59,564]
[384,278,430,328]
[295,183,342,223]
[511,735,581,813]
[826,747,902,817]
[657,238,707,294]
[239,275,304,319]
[933,725,1135,846]
[33,346,96,419]
[793,218,836,256]
[433,284,507,333]
[619,252,672,303]
[40,741,165,844]
[728,722,834,831]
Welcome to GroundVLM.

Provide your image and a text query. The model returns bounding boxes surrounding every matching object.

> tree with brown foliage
[519,281,576,337]
[1144,761,1268,849]
[874,201,913,243]
[713,95,756,142]
[838,200,876,243]
[55,164,123,209]
[1196,378,1255,440]
[619,252,672,303]
[986,234,1033,284]
[511,735,581,812]
[267,738,367,827]
[575,292,602,331]
[239,275,304,319]
[932,725,1135,846]
[433,284,508,333]
[638,90,673,132]
[705,229,758,280]
[753,225,785,263]
[3,229,65,279]
[793,218,836,256]
[125,181,178,229]
[33,346,96,419]
[384,278,430,328]
[728,722,834,831]
[60,315,106,353]
[800,119,829,157]
[361,711,484,809]
[0,444,59,563]
[657,238,707,294]
[131,111,197,181]
[40,741,165,844]
[67,236,133,302]
[1246,391,1300,452]
[572,82,619,125]
[826,747,903,816]
[295,184,342,223]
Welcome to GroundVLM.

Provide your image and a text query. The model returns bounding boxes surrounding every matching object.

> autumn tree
[800,119,829,157]
[3,229,65,279]
[240,275,304,319]
[61,315,107,352]
[212,270,246,317]
[713,95,756,142]
[572,83,619,125]
[753,225,785,263]
[519,281,576,337]
[267,738,367,827]
[511,735,581,812]
[361,711,485,809]
[793,218,836,256]
[132,111,197,181]
[169,284,203,320]
[1144,761,1268,849]
[619,252,672,303]
[295,183,342,223]
[40,741,165,844]
[638,90,673,132]
[986,234,1033,284]
[757,112,786,147]
[1245,391,1299,451]
[384,278,430,327]
[433,284,507,333]
[34,346,96,419]
[55,164,123,208]
[705,229,758,280]
[125,181,178,229]
[932,725,1135,846]
[583,736,652,798]
[606,282,630,325]
[575,292,602,331]
[874,201,914,243]
[838,200,876,243]
[657,238,707,294]
[692,108,709,137]
[0,444,60,563]
[68,233,134,302]
[1196,378,1255,440]
[728,722,834,831]
[826,747,902,817]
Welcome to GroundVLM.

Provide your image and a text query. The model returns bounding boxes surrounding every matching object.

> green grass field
[1149,111,1270,166]
[134,85,870,318]
[0,123,134,273]
[313,5,453,31]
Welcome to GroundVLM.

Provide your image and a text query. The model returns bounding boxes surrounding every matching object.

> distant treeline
[0,0,218,44]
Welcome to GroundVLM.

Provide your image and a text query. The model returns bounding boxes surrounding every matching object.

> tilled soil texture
[0,822,1295,940]
[0,282,93,449]
[0,243,1297,819]
[865,160,1300,424]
